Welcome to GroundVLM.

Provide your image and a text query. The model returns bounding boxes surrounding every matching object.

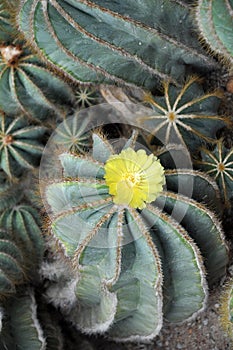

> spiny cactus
[0,2,15,42]
[75,87,99,109]
[137,77,228,150]
[0,228,26,298]
[195,139,233,205]
[195,0,233,66]
[0,204,44,299]
[52,114,90,154]
[17,0,218,90]
[0,290,47,349]
[219,274,233,339]
[0,205,44,275]
[42,132,228,341]
[0,113,46,178]
[0,40,75,121]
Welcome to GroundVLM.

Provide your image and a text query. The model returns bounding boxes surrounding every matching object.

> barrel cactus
[17,0,218,90]
[42,132,228,341]
[0,113,46,178]
[0,39,74,121]
[195,0,233,66]
[136,77,228,151]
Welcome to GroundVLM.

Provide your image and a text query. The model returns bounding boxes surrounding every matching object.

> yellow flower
[104,148,165,209]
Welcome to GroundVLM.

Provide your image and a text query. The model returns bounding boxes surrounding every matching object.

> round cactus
[42,132,228,341]
[137,77,228,151]
[0,41,74,121]
[0,113,46,178]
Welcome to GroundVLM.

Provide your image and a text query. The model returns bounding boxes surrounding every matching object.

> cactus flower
[104,148,165,209]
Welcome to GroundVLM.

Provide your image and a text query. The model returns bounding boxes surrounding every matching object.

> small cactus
[0,41,74,121]
[0,113,46,178]
[75,87,99,109]
[42,132,228,341]
[196,139,233,205]
[53,114,90,154]
[137,77,227,150]
[195,0,233,66]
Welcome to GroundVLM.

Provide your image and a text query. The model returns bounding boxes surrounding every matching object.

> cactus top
[104,148,165,209]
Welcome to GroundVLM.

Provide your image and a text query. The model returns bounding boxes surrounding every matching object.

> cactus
[0,113,46,178]
[195,0,233,66]
[195,139,233,205]
[0,204,44,299]
[0,290,47,349]
[137,77,228,150]
[0,205,44,275]
[52,114,90,153]
[0,40,75,121]
[75,87,99,109]
[219,274,233,339]
[0,0,231,347]
[42,132,228,341]
[17,0,218,89]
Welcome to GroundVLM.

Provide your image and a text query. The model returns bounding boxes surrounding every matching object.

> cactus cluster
[0,0,232,348]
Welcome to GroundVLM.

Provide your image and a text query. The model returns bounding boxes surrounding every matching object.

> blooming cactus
[43,132,228,341]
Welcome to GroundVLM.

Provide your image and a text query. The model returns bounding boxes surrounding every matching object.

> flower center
[123,172,141,187]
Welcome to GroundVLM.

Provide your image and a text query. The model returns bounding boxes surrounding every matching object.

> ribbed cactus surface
[43,133,228,341]
[0,113,46,178]
[0,42,74,121]
[17,0,217,89]
[138,77,227,150]
[196,0,233,65]
[196,140,233,205]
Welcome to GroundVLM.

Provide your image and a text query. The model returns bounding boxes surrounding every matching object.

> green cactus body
[0,43,74,121]
[0,205,44,274]
[0,2,15,42]
[0,228,25,298]
[219,275,233,339]
[0,113,46,178]
[0,290,47,349]
[53,114,90,153]
[196,140,233,205]
[0,204,44,298]
[75,87,99,109]
[137,77,227,151]
[43,133,228,341]
[17,0,217,89]
[196,0,233,65]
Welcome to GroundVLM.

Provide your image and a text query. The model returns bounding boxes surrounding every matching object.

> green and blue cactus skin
[131,77,228,152]
[17,0,218,89]
[0,205,44,299]
[44,133,228,341]
[196,0,233,66]
[0,113,46,178]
